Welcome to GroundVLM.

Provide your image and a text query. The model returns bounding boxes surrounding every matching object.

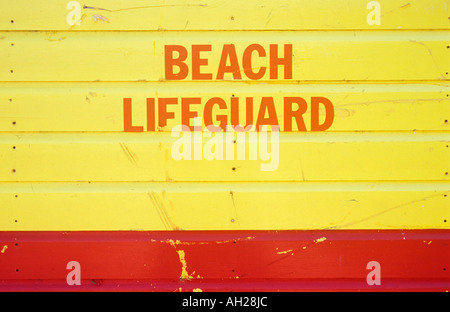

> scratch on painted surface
[409,40,445,79]
[147,192,178,230]
[193,288,203,292]
[1,245,7,254]
[326,193,446,229]
[119,143,138,166]
[83,4,208,12]
[229,191,240,225]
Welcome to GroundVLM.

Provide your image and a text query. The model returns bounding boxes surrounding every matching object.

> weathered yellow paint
[0,0,449,232]
[0,133,448,181]
[0,83,448,132]
[1,0,448,30]
[0,31,448,81]
[0,182,447,230]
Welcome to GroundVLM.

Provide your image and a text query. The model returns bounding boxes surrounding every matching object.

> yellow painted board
[0,182,447,230]
[1,0,448,30]
[0,82,449,132]
[0,31,448,82]
[0,133,448,182]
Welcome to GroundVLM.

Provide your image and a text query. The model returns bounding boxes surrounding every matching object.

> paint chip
[314,237,327,243]
[277,249,293,254]
[1,245,8,253]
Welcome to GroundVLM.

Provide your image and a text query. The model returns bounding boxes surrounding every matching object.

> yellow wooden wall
[0,0,448,231]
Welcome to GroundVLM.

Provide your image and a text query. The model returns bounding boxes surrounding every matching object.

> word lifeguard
[123,96,334,132]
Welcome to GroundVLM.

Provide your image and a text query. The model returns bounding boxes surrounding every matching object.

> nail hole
[12,146,16,149]
[231,219,235,223]
[9,99,12,102]
[14,195,18,198]
[231,269,235,272]
[12,169,16,173]
[233,240,236,244]
[230,16,234,20]
[14,220,17,223]
[11,43,14,47]
[15,243,18,246]
[10,20,14,24]
[12,121,16,125]
[232,167,236,171]
[15,269,19,272]
[445,172,448,175]
[10,70,13,73]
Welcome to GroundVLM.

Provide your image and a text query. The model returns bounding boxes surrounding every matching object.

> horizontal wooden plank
[1,0,448,31]
[0,31,448,82]
[0,182,447,230]
[0,83,448,132]
[0,230,448,291]
[1,279,449,292]
[0,133,448,182]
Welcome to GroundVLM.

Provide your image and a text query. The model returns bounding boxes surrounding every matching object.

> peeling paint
[92,14,110,23]
[158,236,255,245]
[276,249,293,254]
[1,245,7,254]
[176,249,194,281]
[193,288,203,292]
[314,237,327,243]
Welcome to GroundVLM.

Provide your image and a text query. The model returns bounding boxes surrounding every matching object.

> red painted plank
[0,230,448,291]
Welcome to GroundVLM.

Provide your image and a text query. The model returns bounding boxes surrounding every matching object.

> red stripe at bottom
[0,230,448,291]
